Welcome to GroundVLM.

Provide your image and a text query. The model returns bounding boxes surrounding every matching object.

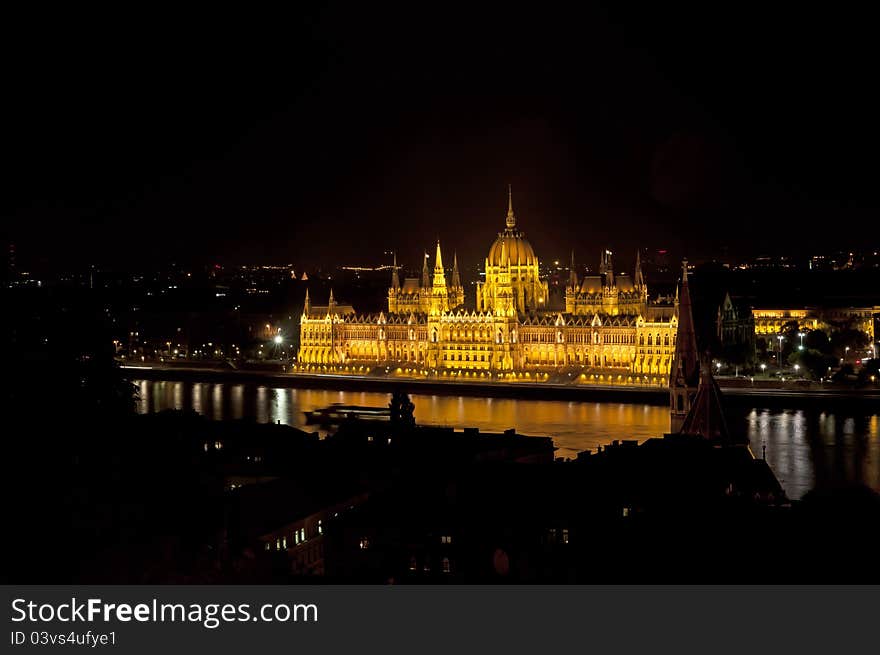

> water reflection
[132,379,880,500]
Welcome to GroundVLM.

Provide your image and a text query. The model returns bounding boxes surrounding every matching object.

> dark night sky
[3,4,879,274]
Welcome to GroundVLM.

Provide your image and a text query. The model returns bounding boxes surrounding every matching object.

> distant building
[298,188,679,384]
[752,306,876,339]
[717,292,757,367]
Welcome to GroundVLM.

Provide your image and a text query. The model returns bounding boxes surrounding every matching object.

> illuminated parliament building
[297,190,681,385]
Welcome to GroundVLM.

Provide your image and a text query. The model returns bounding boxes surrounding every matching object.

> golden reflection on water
[133,380,880,500]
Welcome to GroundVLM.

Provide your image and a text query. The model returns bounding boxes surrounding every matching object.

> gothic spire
[678,364,731,441]
[605,250,614,288]
[304,287,310,314]
[569,250,578,290]
[451,251,461,288]
[634,249,645,288]
[434,240,444,272]
[432,241,447,289]
[506,184,516,228]
[328,288,335,306]
[421,250,430,288]
[672,259,699,386]
[391,251,400,290]
[669,259,699,433]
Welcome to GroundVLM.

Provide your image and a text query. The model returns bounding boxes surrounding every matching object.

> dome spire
[506,184,516,228]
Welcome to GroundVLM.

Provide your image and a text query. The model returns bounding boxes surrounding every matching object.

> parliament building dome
[486,188,536,266]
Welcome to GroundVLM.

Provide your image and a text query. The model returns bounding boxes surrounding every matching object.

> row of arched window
[640,333,673,346]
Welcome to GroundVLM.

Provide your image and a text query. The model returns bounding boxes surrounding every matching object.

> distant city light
[274,335,283,345]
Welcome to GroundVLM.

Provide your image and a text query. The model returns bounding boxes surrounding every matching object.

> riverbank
[121,363,880,408]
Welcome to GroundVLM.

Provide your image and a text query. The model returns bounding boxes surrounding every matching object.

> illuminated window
[359,538,370,550]
[318,520,323,535]
[562,529,569,544]
[282,536,287,549]
[300,528,305,542]
[441,535,452,544]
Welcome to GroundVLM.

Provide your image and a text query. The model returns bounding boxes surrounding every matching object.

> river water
[133,379,880,500]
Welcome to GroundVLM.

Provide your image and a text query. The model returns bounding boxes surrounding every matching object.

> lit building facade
[752,307,876,339]
[298,190,679,384]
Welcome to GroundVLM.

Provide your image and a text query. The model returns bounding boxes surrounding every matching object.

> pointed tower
[679,363,734,442]
[670,260,700,433]
[421,251,430,289]
[388,252,400,313]
[303,288,311,316]
[391,251,400,290]
[634,249,648,311]
[565,250,578,314]
[432,241,445,283]
[430,241,448,314]
[506,183,516,228]
[450,251,464,308]
[327,289,338,364]
[634,250,645,289]
[604,250,614,288]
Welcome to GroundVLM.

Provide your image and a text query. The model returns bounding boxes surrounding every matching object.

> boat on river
[303,403,391,426]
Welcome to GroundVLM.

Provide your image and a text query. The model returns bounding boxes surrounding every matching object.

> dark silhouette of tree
[830,329,870,358]
[789,348,837,380]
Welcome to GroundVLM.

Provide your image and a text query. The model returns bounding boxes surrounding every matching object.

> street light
[798,331,805,351]
[760,363,767,374]
[777,335,785,369]
[274,335,283,345]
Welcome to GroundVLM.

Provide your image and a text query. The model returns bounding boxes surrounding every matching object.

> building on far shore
[751,306,876,339]
[297,189,680,385]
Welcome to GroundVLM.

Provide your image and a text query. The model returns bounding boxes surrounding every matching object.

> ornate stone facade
[298,190,679,385]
